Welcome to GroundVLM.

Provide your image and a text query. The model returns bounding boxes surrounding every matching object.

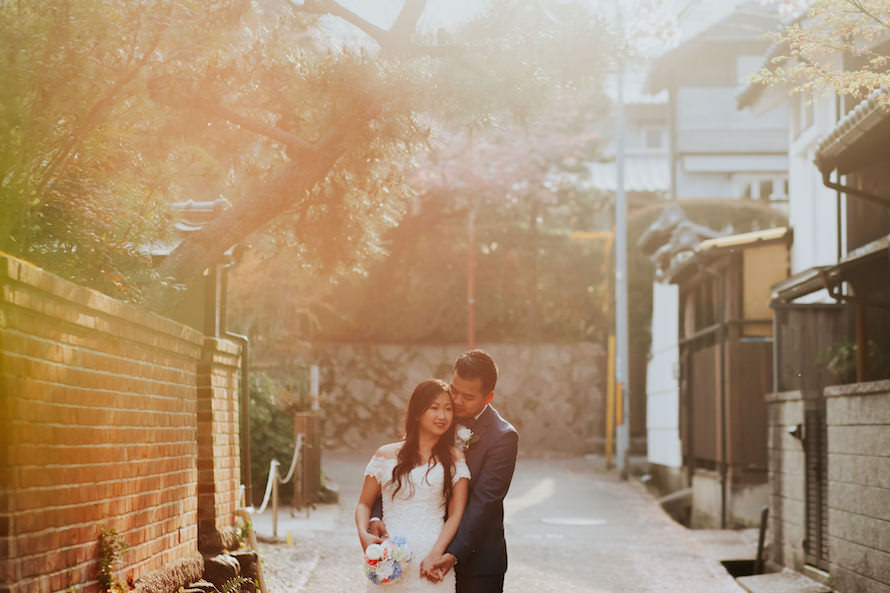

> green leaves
[0,1,197,297]
[3,0,616,310]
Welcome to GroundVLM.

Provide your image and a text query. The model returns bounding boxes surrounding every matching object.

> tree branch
[147,155,336,311]
[845,0,890,32]
[148,78,328,155]
[292,0,391,45]
[35,32,162,197]
[391,0,427,38]
[290,0,434,56]
[189,96,319,153]
[145,110,374,310]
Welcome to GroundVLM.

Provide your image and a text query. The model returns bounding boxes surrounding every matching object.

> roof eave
[815,86,890,175]
[666,227,791,285]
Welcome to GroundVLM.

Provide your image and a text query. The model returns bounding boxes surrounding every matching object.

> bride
[355,379,470,591]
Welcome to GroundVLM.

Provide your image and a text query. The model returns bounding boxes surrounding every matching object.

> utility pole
[614,45,630,481]
[467,199,476,348]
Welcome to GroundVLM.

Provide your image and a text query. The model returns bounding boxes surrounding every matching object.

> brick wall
[196,339,241,553]
[1,253,242,593]
[766,381,890,593]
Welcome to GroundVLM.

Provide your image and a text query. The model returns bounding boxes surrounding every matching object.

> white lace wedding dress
[363,454,470,592]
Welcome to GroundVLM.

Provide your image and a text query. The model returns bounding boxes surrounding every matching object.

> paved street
[253,451,748,593]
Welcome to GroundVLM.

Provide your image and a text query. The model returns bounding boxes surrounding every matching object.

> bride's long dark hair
[390,379,456,505]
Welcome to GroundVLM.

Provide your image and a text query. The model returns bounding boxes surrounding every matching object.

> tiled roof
[666,226,791,284]
[815,86,890,173]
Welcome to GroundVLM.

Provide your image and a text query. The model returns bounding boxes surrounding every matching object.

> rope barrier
[251,433,304,515]
[254,460,278,515]
[279,433,304,483]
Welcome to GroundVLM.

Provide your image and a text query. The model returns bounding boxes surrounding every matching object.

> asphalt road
[254,451,746,593]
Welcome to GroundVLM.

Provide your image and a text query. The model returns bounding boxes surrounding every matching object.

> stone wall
[0,253,242,593]
[766,380,890,593]
[310,342,605,454]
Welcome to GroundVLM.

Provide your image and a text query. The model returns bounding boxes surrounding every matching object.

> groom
[371,349,519,593]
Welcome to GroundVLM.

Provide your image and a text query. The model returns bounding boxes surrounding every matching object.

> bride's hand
[359,530,382,552]
[420,555,443,583]
[368,519,389,539]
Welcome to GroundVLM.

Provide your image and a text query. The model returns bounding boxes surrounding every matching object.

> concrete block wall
[766,391,806,569]
[766,381,890,593]
[1,253,242,593]
[822,381,890,593]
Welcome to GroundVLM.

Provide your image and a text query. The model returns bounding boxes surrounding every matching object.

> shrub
[248,372,295,506]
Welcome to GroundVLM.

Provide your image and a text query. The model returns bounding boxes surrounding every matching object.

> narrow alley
[254,452,750,593]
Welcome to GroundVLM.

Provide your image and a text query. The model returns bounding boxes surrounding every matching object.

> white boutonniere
[455,425,479,450]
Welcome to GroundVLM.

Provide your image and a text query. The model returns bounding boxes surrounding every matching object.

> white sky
[310,0,751,53]
[335,0,485,30]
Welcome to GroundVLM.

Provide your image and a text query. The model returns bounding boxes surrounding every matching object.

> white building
[641,1,789,516]
[738,57,843,292]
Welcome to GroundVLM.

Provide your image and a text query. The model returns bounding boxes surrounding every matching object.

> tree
[2,0,613,308]
[406,90,608,342]
[146,0,614,309]
[310,101,611,344]
[753,0,890,105]
[226,82,612,350]
[0,1,227,297]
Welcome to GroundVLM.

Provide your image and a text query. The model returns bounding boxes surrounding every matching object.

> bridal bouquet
[364,537,412,585]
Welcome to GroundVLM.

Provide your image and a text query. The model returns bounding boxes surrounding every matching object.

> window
[734,174,789,203]
[759,180,774,202]
[641,125,665,150]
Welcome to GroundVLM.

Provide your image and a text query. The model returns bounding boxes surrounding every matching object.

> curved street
[254,452,748,593]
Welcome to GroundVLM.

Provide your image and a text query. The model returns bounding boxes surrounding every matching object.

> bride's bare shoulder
[374,442,403,459]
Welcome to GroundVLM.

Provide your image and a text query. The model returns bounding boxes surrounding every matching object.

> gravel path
[255,514,365,593]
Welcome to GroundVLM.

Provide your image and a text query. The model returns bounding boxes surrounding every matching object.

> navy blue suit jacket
[447,405,518,577]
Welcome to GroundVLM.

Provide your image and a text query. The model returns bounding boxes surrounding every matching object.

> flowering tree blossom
[753,0,890,106]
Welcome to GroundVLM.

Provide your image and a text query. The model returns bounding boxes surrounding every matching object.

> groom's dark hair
[454,349,498,394]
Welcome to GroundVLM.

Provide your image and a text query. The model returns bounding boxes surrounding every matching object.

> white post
[310,364,320,411]
[272,460,279,539]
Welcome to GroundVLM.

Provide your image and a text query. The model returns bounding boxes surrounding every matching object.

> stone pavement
[247,451,761,593]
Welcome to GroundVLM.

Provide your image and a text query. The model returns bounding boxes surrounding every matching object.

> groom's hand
[430,553,456,577]
[368,518,389,539]
[420,556,442,583]
[421,553,453,583]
